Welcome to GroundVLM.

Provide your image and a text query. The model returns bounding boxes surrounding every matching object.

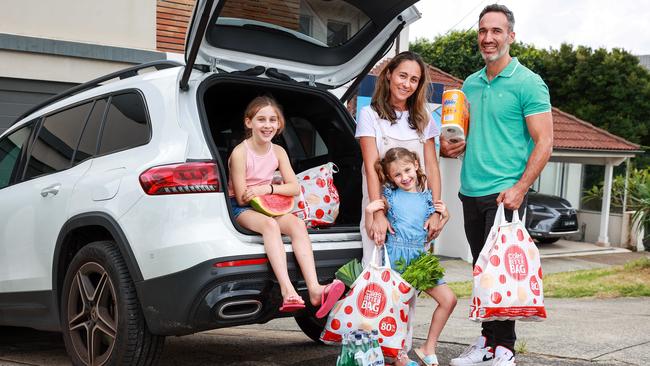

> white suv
[0,0,420,364]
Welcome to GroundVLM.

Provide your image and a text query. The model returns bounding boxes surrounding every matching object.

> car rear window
[217,0,370,47]
[98,92,150,156]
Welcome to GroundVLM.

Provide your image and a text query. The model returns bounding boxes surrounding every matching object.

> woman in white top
[355,51,443,267]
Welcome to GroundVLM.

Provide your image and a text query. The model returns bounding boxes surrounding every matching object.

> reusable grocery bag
[470,204,547,322]
[294,162,340,227]
[321,248,416,358]
[271,170,309,221]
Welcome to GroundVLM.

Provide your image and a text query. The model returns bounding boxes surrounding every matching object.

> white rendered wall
[578,211,623,246]
[564,163,582,208]
[437,157,473,262]
[538,162,559,195]
[536,161,582,207]
[0,0,156,50]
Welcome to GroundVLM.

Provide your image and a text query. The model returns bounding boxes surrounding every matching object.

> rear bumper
[135,248,361,336]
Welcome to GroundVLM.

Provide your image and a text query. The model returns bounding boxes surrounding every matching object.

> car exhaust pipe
[216,299,262,320]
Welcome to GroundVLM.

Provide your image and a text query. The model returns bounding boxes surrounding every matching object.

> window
[98,93,150,156]
[24,102,93,180]
[74,98,108,165]
[299,15,312,36]
[327,20,351,47]
[0,124,33,189]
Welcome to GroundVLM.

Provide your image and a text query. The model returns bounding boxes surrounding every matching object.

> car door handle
[40,184,61,197]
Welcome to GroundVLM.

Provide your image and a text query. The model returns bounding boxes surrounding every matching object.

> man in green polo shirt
[441,4,553,366]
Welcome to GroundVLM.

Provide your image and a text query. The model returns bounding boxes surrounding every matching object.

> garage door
[0,78,77,135]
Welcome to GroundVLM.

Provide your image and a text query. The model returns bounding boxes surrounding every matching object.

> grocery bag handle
[511,206,526,224]
[495,203,507,226]
[512,206,521,223]
[371,245,391,269]
[496,203,525,224]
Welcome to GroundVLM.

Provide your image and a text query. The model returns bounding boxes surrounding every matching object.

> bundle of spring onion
[395,252,445,292]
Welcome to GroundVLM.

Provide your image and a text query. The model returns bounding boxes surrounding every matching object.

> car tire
[536,237,560,244]
[294,312,326,344]
[60,241,165,366]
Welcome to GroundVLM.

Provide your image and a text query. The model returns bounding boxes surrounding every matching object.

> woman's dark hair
[371,51,431,135]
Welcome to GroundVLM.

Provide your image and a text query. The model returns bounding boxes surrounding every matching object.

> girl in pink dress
[228,96,343,316]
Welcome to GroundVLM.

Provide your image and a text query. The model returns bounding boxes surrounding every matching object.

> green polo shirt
[460,58,551,197]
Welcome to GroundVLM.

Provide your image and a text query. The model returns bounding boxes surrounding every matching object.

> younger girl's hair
[371,51,431,135]
[243,96,286,138]
[374,147,427,191]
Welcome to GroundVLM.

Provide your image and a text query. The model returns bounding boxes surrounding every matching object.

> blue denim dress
[383,187,434,271]
[383,187,447,286]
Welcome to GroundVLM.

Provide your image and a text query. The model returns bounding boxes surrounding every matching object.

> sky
[409,0,650,56]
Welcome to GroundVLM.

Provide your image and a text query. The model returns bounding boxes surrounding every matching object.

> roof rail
[13,60,183,124]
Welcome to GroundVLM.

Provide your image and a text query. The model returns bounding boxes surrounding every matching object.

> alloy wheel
[66,262,118,366]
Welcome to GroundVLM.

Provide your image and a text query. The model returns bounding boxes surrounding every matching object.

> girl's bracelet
[269,184,274,194]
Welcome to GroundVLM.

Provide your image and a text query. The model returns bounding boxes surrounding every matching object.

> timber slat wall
[156,0,195,53]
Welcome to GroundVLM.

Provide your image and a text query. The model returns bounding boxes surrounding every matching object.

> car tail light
[139,162,221,195]
[213,258,269,268]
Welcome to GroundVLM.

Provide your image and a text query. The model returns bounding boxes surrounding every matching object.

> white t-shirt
[354,105,439,150]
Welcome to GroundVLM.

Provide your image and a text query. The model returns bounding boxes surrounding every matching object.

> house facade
[0,0,170,134]
[0,0,411,134]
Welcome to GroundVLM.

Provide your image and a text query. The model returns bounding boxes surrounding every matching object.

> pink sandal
[279,296,305,313]
[315,279,345,318]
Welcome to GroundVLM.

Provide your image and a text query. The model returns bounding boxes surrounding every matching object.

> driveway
[2,296,648,365]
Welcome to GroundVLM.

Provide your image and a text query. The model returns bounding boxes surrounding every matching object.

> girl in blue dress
[365,147,457,366]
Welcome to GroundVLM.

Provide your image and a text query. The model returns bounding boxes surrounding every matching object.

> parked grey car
[526,191,579,244]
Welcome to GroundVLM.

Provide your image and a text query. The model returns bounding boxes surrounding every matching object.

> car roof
[11,61,182,129]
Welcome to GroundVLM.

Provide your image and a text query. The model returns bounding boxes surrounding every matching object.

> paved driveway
[2,296,648,366]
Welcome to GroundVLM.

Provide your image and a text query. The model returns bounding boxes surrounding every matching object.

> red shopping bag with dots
[321,248,416,358]
[295,162,340,228]
[470,204,547,322]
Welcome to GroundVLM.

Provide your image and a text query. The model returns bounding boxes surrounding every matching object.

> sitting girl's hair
[374,147,427,191]
[243,96,286,138]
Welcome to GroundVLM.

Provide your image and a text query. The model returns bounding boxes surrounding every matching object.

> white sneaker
[492,346,516,366]
[450,336,494,366]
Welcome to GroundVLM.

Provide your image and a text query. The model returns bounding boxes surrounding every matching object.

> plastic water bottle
[370,330,385,366]
[337,336,349,366]
[353,333,366,366]
[342,333,357,366]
